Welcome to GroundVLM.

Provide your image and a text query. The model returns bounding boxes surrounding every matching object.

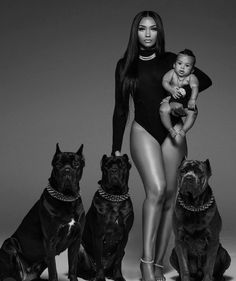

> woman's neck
[139,47,157,61]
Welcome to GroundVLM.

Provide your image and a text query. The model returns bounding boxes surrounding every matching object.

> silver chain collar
[46,183,80,202]
[98,186,130,202]
[177,193,215,212]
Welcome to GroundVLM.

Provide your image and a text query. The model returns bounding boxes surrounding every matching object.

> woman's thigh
[130,121,166,197]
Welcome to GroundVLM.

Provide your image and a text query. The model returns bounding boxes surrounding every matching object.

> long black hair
[121,11,165,98]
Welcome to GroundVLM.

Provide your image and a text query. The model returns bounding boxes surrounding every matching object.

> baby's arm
[162,70,182,99]
[188,74,199,109]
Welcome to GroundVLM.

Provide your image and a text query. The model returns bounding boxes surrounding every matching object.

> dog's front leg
[68,239,80,281]
[175,241,190,281]
[68,219,84,281]
[112,215,133,281]
[112,235,127,281]
[203,241,219,281]
[44,239,58,281]
[93,233,106,281]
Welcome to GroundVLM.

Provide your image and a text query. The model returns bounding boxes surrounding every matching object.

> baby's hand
[188,99,196,110]
[171,87,183,99]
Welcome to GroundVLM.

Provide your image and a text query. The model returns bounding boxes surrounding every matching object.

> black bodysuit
[112,50,212,154]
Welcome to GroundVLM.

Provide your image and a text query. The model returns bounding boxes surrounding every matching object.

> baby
[160,49,199,138]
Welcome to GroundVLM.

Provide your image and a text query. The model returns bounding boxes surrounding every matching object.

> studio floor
[39,234,235,281]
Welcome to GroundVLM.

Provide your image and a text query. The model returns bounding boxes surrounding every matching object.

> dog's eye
[55,161,63,169]
[180,168,187,174]
[72,160,80,168]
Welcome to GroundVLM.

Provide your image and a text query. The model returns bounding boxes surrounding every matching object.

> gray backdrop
[0,0,235,262]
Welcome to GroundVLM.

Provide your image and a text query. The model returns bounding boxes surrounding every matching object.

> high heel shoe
[154,263,166,281]
[140,258,154,264]
[140,258,155,281]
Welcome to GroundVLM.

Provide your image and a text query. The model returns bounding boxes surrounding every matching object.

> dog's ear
[178,156,187,169]
[101,154,107,168]
[76,144,85,166]
[52,143,61,166]
[76,144,84,155]
[204,159,212,177]
[56,143,61,154]
[123,154,129,161]
[123,154,132,169]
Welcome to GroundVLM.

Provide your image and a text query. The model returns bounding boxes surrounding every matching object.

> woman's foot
[154,263,166,281]
[140,258,155,281]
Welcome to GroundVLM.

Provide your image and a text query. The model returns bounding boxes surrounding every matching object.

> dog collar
[98,187,130,202]
[177,193,215,212]
[46,184,81,202]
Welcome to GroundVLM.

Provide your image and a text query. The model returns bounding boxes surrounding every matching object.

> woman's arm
[188,74,199,109]
[193,66,212,92]
[112,59,129,155]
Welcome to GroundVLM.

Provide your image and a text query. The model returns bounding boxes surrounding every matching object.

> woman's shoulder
[157,52,177,71]
[116,57,125,72]
[160,51,177,62]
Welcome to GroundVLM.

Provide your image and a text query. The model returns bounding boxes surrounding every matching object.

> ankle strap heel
[154,263,164,268]
[140,258,154,264]
[153,263,166,281]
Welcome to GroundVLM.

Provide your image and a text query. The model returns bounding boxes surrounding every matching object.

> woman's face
[138,16,158,49]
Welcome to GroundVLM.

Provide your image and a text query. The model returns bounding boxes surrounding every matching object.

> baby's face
[174,54,194,77]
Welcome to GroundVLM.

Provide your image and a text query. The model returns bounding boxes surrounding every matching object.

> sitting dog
[0,144,85,281]
[77,154,134,281]
[170,159,231,281]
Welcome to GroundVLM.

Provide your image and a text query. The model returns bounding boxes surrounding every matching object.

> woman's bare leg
[154,124,187,277]
[130,121,167,281]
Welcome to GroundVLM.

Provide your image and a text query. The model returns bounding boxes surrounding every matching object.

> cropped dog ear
[101,154,107,168]
[123,154,129,161]
[204,159,212,177]
[76,144,84,155]
[123,154,132,168]
[178,156,187,169]
[56,143,61,154]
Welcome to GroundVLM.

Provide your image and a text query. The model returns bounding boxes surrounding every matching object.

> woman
[111,11,211,281]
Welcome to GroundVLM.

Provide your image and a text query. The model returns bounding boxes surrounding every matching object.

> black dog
[0,144,85,281]
[170,159,231,281]
[77,154,134,281]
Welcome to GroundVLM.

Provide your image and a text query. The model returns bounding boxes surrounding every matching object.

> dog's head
[177,159,211,199]
[99,154,131,195]
[49,143,85,197]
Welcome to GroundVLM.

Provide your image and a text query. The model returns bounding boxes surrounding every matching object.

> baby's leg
[181,107,198,134]
[159,102,177,138]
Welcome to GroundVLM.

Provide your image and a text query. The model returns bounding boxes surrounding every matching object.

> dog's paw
[68,275,78,281]
[114,277,126,281]
[95,278,106,281]
[202,277,213,281]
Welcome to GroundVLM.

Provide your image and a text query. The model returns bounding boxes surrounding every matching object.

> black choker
[139,48,156,61]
